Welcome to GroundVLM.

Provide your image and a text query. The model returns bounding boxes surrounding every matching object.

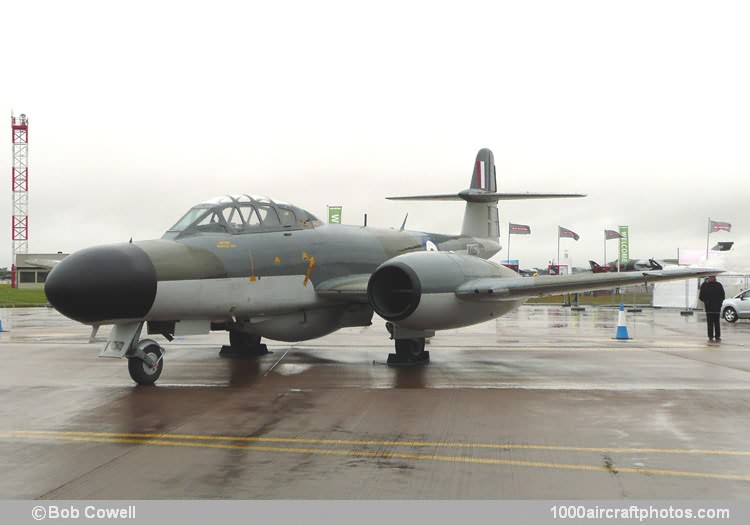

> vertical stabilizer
[462,148,499,239]
[469,148,497,192]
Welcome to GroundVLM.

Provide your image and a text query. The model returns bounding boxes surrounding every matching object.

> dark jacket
[699,280,725,313]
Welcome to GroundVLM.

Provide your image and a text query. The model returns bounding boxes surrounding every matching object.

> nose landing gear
[127,339,164,385]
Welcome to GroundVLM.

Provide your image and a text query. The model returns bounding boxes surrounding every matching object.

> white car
[722,289,750,322]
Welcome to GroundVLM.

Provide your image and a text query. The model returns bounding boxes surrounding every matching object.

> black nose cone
[45,243,157,324]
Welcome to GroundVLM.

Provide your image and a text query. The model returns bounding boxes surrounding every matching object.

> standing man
[699,276,726,342]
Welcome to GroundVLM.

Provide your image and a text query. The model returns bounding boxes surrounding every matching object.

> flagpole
[507,222,511,264]
[706,217,710,261]
[617,229,620,272]
[557,226,560,276]
[603,230,606,267]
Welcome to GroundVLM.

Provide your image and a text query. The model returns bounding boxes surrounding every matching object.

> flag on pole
[558,226,580,241]
[710,220,731,233]
[619,226,629,266]
[327,205,342,224]
[509,223,531,235]
[605,229,623,240]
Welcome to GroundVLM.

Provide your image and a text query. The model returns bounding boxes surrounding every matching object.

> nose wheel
[127,340,164,385]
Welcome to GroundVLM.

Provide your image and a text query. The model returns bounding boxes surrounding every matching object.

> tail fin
[461,148,499,238]
[589,260,605,273]
[386,148,586,240]
[470,148,497,192]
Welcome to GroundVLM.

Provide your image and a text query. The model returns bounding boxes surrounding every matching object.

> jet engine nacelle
[367,252,521,331]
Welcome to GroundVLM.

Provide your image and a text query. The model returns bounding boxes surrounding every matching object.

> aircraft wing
[317,267,720,305]
[315,274,371,303]
[455,267,720,301]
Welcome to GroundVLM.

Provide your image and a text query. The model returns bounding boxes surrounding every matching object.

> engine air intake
[367,263,421,321]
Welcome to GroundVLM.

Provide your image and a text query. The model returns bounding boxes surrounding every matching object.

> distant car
[722,289,750,322]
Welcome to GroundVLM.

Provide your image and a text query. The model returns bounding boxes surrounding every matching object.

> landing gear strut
[127,339,164,385]
[385,322,431,365]
[220,331,269,358]
[388,337,430,365]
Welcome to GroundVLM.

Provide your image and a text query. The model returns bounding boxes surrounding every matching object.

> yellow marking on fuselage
[2,431,750,482]
[303,255,316,287]
[216,240,237,249]
[274,256,281,265]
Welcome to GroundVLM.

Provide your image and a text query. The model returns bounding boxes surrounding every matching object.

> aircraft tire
[128,344,164,385]
[723,307,738,323]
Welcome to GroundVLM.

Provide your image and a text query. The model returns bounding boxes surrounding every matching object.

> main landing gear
[385,322,431,365]
[219,331,269,358]
[127,338,165,385]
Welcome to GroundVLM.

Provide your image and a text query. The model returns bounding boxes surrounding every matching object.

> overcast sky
[2,0,749,270]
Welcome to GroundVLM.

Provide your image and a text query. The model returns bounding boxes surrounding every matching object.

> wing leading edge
[455,267,721,301]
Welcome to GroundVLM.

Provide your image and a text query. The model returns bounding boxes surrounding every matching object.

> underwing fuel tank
[366,252,521,330]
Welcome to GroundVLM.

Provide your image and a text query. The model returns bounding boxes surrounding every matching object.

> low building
[13,253,68,289]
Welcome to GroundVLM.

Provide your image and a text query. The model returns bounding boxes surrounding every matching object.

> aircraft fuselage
[44,223,501,341]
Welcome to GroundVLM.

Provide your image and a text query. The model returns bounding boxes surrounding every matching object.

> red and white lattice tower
[11,113,29,288]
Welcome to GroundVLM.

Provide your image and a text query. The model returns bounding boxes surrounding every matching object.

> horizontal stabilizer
[387,190,586,203]
[386,148,583,239]
[387,194,464,201]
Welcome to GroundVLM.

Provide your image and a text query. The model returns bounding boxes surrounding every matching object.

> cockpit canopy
[167,194,321,235]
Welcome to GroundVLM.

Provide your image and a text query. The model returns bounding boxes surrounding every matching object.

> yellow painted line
[8,430,750,458]
[1,432,749,482]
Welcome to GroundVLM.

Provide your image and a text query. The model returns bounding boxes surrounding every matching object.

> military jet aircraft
[44,148,719,385]
[589,259,665,273]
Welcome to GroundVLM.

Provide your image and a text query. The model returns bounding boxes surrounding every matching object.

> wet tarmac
[1,305,749,499]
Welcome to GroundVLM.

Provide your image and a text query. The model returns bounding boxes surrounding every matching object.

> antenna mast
[11,113,29,288]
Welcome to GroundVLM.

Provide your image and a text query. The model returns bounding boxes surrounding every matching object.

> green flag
[618,226,629,265]
[328,206,342,224]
